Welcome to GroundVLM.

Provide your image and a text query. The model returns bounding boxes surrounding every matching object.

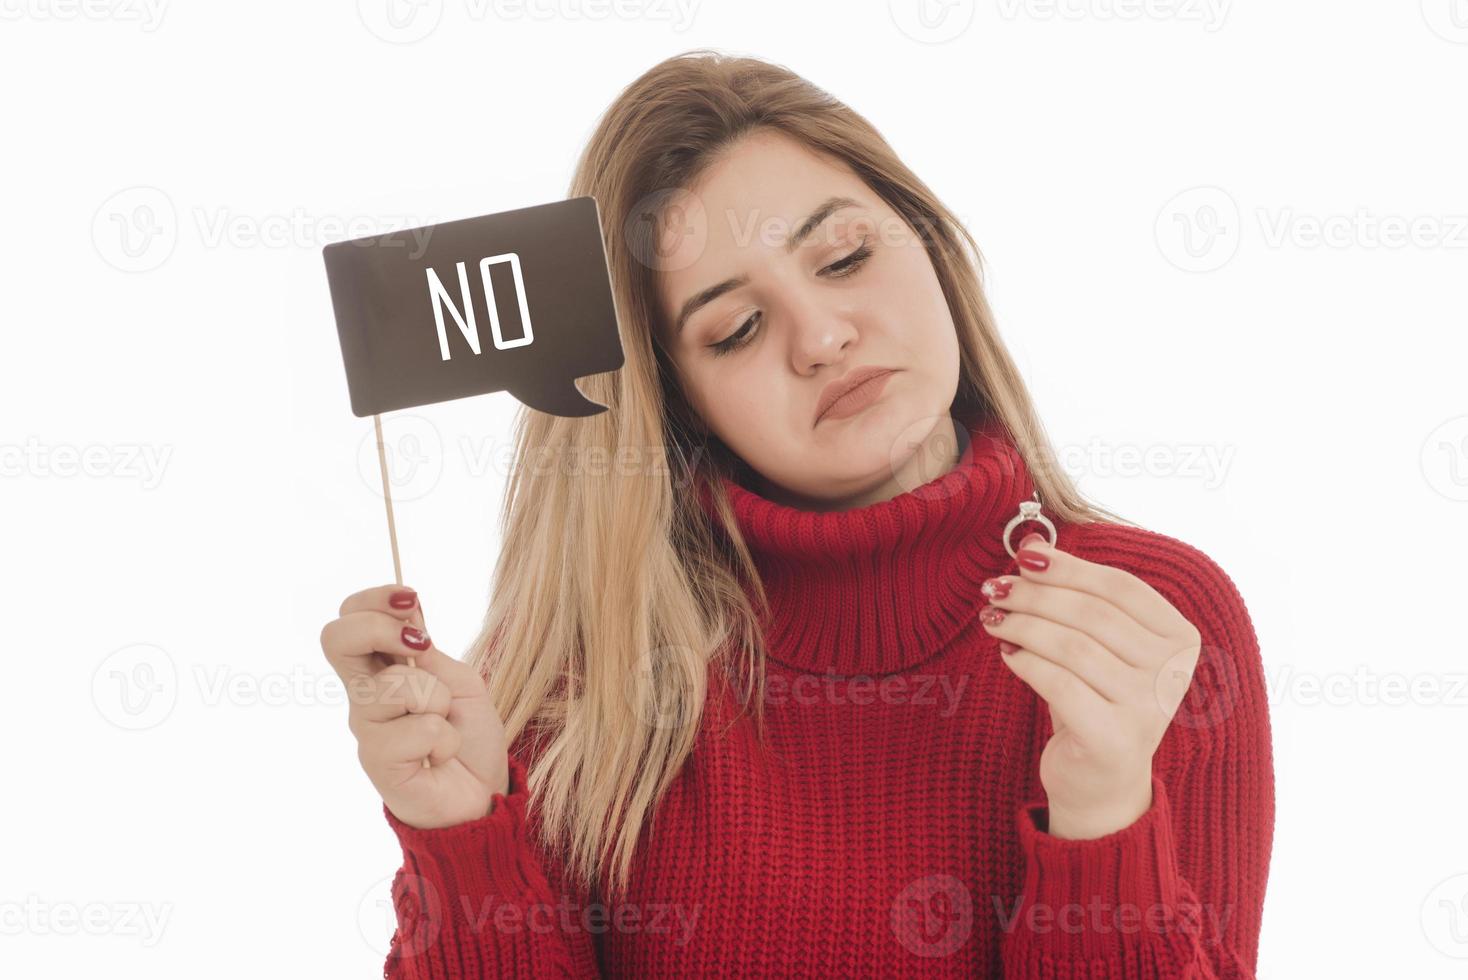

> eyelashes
[708,239,874,358]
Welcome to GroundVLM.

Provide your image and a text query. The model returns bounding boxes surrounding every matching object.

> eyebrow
[672,195,863,337]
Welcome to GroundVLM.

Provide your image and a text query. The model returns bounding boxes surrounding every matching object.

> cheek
[682,357,764,425]
[876,247,955,349]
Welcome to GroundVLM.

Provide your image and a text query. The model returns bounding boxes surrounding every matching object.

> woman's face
[655,129,963,512]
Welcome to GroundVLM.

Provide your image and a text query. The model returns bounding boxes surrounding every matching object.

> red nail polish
[390,589,418,609]
[1016,549,1049,572]
[981,577,1011,600]
[979,605,1006,627]
[998,641,1018,655]
[401,625,431,651]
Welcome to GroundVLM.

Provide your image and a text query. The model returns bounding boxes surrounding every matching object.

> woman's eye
[705,240,873,358]
[710,313,760,358]
[821,238,873,279]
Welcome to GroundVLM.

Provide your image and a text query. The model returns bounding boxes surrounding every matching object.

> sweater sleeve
[379,750,603,979]
[999,536,1276,979]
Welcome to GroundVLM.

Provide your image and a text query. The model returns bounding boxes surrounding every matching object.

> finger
[363,712,462,770]
[348,664,452,730]
[984,610,1133,703]
[1014,536,1182,638]
[338,583,427,633]
[981,575,1159,669]
[320,608,439,685]
[999,645,1109,731]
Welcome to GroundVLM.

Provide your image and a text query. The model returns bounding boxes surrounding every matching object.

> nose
[785,292,859,374]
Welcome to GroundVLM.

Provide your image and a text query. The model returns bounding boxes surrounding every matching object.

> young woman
[320,50,1274,979]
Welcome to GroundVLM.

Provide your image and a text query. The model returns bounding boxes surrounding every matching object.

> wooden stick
[374,413,431,769]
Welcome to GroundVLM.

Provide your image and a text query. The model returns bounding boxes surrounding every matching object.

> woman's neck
[749,416,965,512]
[702,411,1045,677]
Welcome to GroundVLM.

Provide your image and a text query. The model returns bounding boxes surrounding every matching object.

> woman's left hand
[978,532,1203,840]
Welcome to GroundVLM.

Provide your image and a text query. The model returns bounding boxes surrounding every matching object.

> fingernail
[979,605,1007,627]
[981,577,1011,600]
[1016,549,1050,572]
[402,625,431,651]
[998,640,1018,655]
[1020,532,1046,549]
[390,589,418,609]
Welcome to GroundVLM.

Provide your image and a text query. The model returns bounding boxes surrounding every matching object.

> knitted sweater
[379,412,1275,978]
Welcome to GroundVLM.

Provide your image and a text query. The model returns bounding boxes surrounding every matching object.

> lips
[815,367,895,425]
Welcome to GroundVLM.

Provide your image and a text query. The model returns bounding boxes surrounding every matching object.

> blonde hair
[471,48,1133,900]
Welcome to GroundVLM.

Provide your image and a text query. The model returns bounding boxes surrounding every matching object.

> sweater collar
[698,411,1041,677]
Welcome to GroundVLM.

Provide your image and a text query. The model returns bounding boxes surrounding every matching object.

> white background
[3,1,1466,976]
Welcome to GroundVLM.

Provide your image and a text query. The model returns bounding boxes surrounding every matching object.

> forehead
[654,132,869,320]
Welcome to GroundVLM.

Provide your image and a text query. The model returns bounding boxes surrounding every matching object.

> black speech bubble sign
[323,196,624,418]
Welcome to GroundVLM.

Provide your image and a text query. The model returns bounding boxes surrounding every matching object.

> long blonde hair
[472,48,1133,900]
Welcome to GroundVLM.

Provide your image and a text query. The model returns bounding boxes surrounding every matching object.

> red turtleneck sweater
[379,414,1275,978]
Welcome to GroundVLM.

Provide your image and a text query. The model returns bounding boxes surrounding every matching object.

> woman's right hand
[320,584,510,830]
